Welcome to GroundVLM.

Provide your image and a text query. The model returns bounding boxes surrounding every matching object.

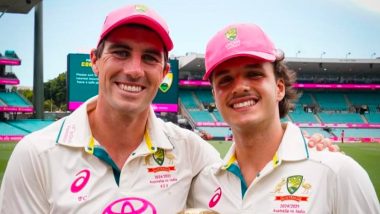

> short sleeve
[335,156,380,213]
[0,137,49,213]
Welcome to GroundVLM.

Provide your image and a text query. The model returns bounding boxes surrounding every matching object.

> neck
[88,100,150,168]
[232,120,285,186]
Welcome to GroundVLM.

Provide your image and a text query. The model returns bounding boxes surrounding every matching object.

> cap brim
[203,51,276,80]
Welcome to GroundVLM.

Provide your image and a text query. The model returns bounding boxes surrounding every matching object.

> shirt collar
[221,143,237,170]
[277,122,309,161]
[142,106,174,152]
[220,122,309,171]
[56,96,174,152]
[55,96,96,147]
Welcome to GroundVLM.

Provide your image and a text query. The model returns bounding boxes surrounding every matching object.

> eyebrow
[214,63,264,78]
[107,43,163,59]
[107,43,132,51]
[144,48,163,59]
[245,63,264,69]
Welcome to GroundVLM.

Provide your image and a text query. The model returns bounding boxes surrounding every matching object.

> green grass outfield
[0,142,16,184]
[1,141,380,201]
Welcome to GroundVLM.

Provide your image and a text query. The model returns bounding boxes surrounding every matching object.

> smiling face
[91,25,169,117]
[210,57,285,130]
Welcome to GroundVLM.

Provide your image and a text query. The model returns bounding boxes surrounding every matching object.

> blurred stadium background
[0,0,379,202]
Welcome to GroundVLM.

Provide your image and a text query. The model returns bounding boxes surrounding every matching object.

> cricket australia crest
[225,27,237,41]
[153,148,165,166]
[286,175,303,194]
[159,72,173,93]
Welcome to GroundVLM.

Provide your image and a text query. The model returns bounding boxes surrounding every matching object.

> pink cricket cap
[97,4,173,51]
[203,23,277,80]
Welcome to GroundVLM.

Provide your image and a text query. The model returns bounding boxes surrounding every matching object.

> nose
[123,55,144,79]
[232,77,250,95]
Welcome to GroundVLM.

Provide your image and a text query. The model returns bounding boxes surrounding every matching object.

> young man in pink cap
[0,4,336,213]
[187,23,379,213]
[0,4,221,213]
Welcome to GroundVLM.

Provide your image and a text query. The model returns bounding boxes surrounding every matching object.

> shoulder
[15,117,66,155]
[308,149,362,173]
[198,161,224,177]
[309,150,368,180]
[308,148,380,212]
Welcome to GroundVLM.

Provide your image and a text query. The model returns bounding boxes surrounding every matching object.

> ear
[276,78,286,101]
[162,62,170,78]
[211,87,216,98]
[90,48,99,76]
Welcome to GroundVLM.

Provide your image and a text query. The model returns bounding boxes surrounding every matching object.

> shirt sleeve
[186,172,205,209]
[186,130,221,176]
[335,155,380,213]
[0,138,49,213]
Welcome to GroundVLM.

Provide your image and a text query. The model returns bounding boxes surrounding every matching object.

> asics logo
[70,169,90,193]
[209,187,222,208]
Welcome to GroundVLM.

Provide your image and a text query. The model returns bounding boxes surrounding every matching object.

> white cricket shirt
[0,96,221,213]
[187,122,380,214]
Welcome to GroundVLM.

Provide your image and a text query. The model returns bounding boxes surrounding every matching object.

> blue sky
[1,0,380,87]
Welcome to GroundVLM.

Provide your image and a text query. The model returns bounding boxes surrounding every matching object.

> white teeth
[233,100,256,109]
[119,83,142,92]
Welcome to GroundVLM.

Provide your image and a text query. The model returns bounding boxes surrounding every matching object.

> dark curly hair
[273,59,299,118]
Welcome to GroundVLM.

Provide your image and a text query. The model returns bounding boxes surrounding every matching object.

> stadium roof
[285,57,380,74]
[0,0,41,15]
[178,53,380,74]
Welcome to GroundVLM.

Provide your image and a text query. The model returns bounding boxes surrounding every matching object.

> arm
[0,138,49,213]
[335,155,380,213]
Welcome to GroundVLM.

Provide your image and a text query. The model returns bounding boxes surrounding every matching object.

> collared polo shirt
[187,122,380,214]
[0,96,221,214]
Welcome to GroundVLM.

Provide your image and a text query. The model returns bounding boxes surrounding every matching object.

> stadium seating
[0,92,32,107]
[7,120,53,133]
[178,88,380,141]
[212,111,224,122]
[0,122,29,135]
[346,92,380,106]
[313,92,348,111]
[289,105,319,123]
[195,90,214,105]
[179,90,199,109]
[188,110,215,122]
[318,112,364,123]
[365,113,380,123]
[298,92,315,105]
[289,111,319,123]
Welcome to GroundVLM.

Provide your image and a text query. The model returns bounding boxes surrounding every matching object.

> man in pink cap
[0,4,220,213]
[0,4,337,213]
[187,23,379,213]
